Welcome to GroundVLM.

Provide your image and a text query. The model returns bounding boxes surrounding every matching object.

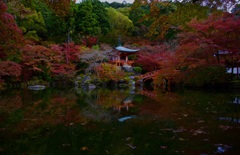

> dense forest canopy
[1,0,240,88]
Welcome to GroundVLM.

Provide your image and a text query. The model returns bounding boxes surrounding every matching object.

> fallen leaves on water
[126,143,136,149]
[173,127,187,133]
[219,125,232,130]
[178,138,185,141]
[160,145,168,149]
[124,137,132,141]
[190,129,207,136]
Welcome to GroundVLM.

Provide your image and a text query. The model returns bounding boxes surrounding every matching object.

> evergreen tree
[75,0,110,37]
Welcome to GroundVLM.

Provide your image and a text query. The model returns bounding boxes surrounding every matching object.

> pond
[0,86,240,155]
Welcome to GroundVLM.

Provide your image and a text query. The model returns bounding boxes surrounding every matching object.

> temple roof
[115,46,140,52]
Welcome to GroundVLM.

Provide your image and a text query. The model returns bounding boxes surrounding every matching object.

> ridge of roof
[115,46,140,52]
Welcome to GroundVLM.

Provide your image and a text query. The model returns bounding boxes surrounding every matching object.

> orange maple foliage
[95,63,125,81]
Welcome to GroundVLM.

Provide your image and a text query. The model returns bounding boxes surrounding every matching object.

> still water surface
[0,87,240,155]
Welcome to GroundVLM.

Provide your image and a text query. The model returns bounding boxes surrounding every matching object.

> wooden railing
[111,60,135,66]
[138,70,160,81]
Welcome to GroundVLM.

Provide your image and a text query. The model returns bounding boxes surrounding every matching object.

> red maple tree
[50,43,81,78]
[81,36,98,48]
[0,1,23,60]
[175,12,240,70]
[21,43,81,80]
[0,1,23,84]
[0,61,22,80]
[135,45,173,72]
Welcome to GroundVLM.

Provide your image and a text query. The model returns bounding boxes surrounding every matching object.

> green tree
[163,2,210,40]
[129,0,228,41]
[42,0,72,17]
[168,2,210,30]
[19,0,35,9]
[19,0,77,43]
[6,0,32,19]
[7,0,48,42]
[107,7,133,34]
[20,10,47,41]
[117,7,131,17]
[143,2,177,40]
[34,0,69,43]
[129,3,150,37]
[108,2,125,9]
[130,1,177,40]
[76,2,100,35]
[92,0,110,35]
[75,0,101,36]
[103,7,134,44]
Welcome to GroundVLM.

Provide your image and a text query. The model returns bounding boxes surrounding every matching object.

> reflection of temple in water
[113,96,134,113]
[232,96,240,104]
[219,96,240,124]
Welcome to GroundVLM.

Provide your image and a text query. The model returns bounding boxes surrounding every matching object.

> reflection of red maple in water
[0,91,86,133]
[138,91,182,118]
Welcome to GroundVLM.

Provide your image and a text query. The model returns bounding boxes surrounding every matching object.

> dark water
[0,87,240,155]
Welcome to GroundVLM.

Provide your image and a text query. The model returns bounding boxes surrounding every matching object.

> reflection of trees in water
[0,88,85,132]
[219,96,240,124]
[137,88,240,125]
[95,89,128,108]
[139,88,181,104]
[179,89,240,126]
[115,95,135,113]
[78,89,113,122]
[96,89,138,114]
[77,88,136,121]
[137,88,182,118]
[0,90,23,112]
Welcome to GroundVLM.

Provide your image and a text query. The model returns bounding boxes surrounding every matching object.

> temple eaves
[115,46,140,53]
